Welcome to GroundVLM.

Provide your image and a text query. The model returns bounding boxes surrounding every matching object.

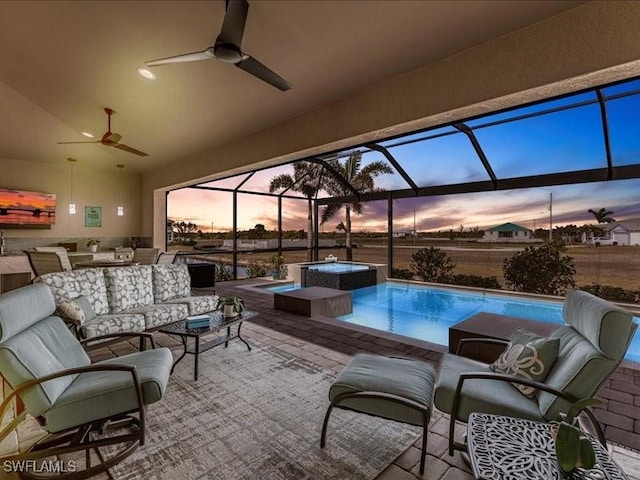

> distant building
[393,229,415,238]
[603,220,640,246]
[479,222,535,243]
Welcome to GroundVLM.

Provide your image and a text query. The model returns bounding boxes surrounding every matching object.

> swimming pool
[337,282,640,363]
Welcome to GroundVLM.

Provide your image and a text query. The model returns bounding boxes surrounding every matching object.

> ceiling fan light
[136,67,156,80]
[81,131,94,138]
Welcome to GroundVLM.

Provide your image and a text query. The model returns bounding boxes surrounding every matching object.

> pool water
[337,282,640,363]
[307,262,370,273]
[263,283,301,293]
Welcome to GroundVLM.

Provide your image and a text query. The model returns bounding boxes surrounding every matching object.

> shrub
[580,284,640,303]
[214,262,233,282]
[503,243,576,295]
[391,268,414,280]
[246,260,268,278]
[410,247,455,283]
[450,274,501,289]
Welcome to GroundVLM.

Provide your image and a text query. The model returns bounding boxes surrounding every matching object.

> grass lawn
[174,240,640,292]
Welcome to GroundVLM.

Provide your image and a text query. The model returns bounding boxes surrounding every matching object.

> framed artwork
[84,206,102,227]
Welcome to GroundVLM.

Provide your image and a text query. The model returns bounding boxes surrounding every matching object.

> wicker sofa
[36,264,219,339]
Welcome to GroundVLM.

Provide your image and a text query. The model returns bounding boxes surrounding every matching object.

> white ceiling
[0,0,584,173]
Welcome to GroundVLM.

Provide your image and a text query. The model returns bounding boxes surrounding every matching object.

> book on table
[186,314,211,329]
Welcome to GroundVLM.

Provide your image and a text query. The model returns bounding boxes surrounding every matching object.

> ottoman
[320,353,436,474]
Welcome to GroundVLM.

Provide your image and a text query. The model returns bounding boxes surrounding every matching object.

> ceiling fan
[145,0,292,91]
[58,108,149,157]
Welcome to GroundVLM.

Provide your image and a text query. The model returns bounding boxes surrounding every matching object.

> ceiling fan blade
[146,49,214,67]
[103,132,122,144]
[113,143,149,157]
[219,0,249,46]
[57,141,99,145]
[236,55,292,91]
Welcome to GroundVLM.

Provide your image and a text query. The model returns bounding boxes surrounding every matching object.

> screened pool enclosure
[167,76,640,280]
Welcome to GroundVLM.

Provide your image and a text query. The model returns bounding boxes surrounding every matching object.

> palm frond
[321,203,342,225]
[269,174,295,193]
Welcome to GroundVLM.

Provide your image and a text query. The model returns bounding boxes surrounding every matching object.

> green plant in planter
[553,397,601,475]
[268,254,288,280]
[86,239,100,247]
[215,296,245,317]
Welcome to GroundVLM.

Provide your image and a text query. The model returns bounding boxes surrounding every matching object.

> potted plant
[268,254,288,280]
[215,295,245,318]
[86,239,100,253]
[553,397,601,476]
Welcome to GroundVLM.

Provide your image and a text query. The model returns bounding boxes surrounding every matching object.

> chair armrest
[0,363,144,445]
[455,338,510,356]
[450,372,606,447]
[81,332,156,351]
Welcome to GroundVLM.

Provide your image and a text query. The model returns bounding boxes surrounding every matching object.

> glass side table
[467,413,628,480]
[159,310,255,381]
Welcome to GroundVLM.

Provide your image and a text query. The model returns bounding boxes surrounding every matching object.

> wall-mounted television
[0,188,56,229]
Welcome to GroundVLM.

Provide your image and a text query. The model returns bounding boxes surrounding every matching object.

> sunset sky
[168,79,640,233]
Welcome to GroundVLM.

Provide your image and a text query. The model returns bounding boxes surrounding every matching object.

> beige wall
[145,1,640,244]
[0,156,143,241]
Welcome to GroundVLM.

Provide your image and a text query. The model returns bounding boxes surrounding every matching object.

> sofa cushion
[152,264,191,302]
[81,313,146,339]
[164,295,219,315]
[38,270,110,316]
[104,266,154,313]
[57,296,97,326]
[128,304,188,330]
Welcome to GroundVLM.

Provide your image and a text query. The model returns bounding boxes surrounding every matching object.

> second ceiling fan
[145,0,292,91]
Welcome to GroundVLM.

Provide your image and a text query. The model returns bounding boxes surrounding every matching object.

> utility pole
[549,193,553,242]
[413,209,416,246]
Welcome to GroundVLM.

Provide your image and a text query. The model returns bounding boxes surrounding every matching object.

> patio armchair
[156,251,177,264]
[434,289,637,455]
[0,283,173,479]
[32,246,74,271]
[132,248,160,265]
[24,250,68,277]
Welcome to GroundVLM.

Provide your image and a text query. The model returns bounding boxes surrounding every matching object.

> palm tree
[588,207,615,223]
[321,153,392,261]
[269,162,324,261]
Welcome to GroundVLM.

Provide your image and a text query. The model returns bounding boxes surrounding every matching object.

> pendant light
[117,164,125,216]
[67,158,77,214]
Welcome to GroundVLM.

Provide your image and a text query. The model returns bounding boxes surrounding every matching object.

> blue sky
[168,79,640,232]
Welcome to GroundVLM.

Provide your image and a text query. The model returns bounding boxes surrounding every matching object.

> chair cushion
[42,347,173,433]
[537,325,619,421]
[490,329,559,398]
[104,266,154,312]
[38,269,110,316]
[0,283,56,342]
[152,265,191,302]
[163,295,219,315]
[57,296,97,326]
[434,353,543,423]
[563,290,635,360]
[0,316,90,417]
[329,354,435,426]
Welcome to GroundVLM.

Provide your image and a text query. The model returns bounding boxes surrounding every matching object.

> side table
[467,412,628,479]
[159,310,255,380]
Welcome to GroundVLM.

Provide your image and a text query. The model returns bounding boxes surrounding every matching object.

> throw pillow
[490,328,560,398]
[57,296,97,326]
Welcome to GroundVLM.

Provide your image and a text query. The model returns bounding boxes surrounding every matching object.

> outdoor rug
[110,340,420,480]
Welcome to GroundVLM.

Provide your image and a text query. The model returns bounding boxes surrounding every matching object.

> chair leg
[420,411,428,474]
[320,403,335,448]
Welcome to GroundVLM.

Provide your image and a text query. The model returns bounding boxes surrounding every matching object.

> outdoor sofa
[36,264,219,339]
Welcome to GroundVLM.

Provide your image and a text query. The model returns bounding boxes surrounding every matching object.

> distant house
[479,222,535,243]
[393,229,415,238]
[604,220,640,246]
